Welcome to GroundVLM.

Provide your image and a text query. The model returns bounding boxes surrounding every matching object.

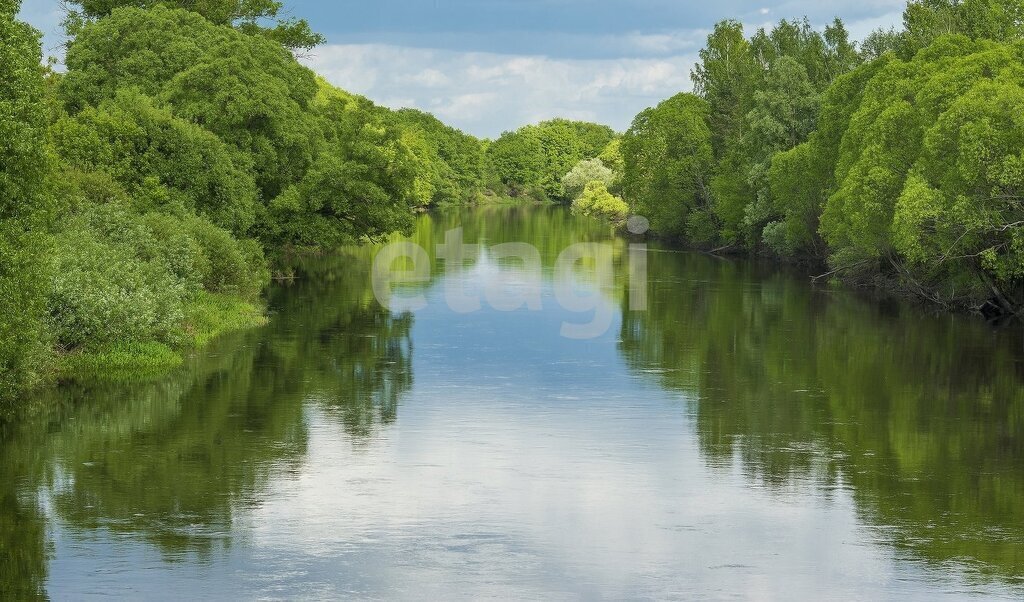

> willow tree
[820,37,1024,310]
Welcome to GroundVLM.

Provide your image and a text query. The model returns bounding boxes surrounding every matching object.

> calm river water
[2,206,1023,600]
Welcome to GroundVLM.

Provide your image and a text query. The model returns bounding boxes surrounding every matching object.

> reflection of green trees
[272,250,413,439]
[409,205,620,264]
[0,244,414,591]
[0,447,49,599]
[0,205,620,594]
[621,249,1024,583]
[407,206,632,302]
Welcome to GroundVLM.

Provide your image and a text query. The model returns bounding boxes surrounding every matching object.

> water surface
[3,206,1023,599]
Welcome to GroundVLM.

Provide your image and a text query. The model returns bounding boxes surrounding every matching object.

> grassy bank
[55,292,267,381]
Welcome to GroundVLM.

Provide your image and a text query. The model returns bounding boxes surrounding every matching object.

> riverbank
[640,228,1014,320]
[54,292,267,382]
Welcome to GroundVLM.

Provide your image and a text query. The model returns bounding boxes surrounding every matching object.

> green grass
[57,340,184,380]
[179,291,269,349]
[56,292,268,381]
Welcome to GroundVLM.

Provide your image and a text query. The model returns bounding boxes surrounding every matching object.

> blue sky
[19,0,906,137]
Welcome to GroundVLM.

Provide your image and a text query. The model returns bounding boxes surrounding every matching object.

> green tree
[892,78,1024,310]
[693,18,862,248]
[691,20,755,157]
[621,93,715,242]
[820,36,1024,309]
[901,0,1024,54]
[485,126,547,198]
[571,181,628,222]
[598,138,625,192]
[60,5,323,202]
[70,0,324,49]
[561,158,615,201]
[731,56,822,245]
[485,119,615,201]
[392,107,484,206]
[0,0,53,404]
[51,89,259,234]
[266,96,417,248]
[861,27,904,60]
[767,56,894,257]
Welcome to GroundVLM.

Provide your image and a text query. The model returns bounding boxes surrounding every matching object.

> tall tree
[69,0,324,49]
[0,0,53,404]
[902,0,1024,53]
[621,93,715,242]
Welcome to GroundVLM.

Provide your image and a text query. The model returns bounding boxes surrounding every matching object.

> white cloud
[410,68,450,87]
[302,44,698,137]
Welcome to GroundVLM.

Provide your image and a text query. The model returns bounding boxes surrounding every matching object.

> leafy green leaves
[0,0,53,401]
[71,0,324,49]
[486,119,616,201]
[571,181,628,222]
[622,93,715,241]
[52,89,259,234]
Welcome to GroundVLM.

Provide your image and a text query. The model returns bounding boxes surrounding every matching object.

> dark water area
[2,206,1023,599]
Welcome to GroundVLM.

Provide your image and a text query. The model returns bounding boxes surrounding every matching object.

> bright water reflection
[1,205,1023,599]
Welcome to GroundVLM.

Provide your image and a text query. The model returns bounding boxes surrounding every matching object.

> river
[2,205,1023,599]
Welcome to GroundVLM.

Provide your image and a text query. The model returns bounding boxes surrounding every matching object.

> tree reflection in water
[620,248,1024,585]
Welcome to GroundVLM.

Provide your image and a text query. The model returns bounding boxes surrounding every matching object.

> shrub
[186,216,269,299]
[50,212,186,350]
[572,181,629,222]
[47,198,268,352]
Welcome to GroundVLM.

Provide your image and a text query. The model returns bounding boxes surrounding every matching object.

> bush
[186,217,268,299]
[50,212,186,350]
[47,198,269,353]
[572,181,629,222]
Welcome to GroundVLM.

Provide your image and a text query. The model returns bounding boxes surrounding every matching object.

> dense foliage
[571,181,629,222]
[0,0,490,404]
[621,0,1024,313]
[5,0,1024,403]
[0,0,53,403]
[621,93,715,241]
[393,108,486,207]
[485,119,616,201]
[68,0,325,50]
[561,158,616,201]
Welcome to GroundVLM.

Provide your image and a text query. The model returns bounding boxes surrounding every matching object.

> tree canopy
[0,0,53,405]
[623,3,1024,310]
[0,0,477,399]
[622,93,715,241]
[69,0,324,49]
[486,119,616,201]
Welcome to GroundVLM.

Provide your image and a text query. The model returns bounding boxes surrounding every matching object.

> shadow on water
[0,247,414,598]
[619,248,1024,585]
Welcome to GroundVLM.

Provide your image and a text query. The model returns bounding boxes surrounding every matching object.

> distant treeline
[461,0,1024,319]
